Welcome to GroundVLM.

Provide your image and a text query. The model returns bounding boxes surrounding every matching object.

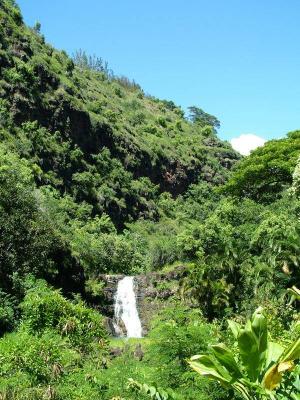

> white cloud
[230,134,266,156]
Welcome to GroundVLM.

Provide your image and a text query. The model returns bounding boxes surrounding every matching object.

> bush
[0,330,77,386]
[21,281,107,351]
[0,290,17,335]
[147,307,216,387]
[130,111,146,126]
[157,116,167,128]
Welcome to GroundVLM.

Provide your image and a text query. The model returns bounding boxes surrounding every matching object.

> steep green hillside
[0,0,239,229]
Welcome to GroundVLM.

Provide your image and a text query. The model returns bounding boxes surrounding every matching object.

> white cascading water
[113,276,142,338]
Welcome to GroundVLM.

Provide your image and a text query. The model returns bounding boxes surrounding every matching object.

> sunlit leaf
[265,341,284,368]
[188,355,231,384]
[211,344,242,379]
[281,337,300,363]
[228,320,241,339]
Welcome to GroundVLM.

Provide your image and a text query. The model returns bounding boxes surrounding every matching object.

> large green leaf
[237,308,268,381]
[280,337,300,363]
[238,330,261,381]
[251,307,268,355]
[228,320,241,339]
[189,355,232,384]
[211,344,242,379]
[265,342,284,369]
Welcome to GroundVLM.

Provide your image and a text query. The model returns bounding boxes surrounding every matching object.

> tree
[188,106,220,129]
[0,146,54,292]
[33,21,41,33]
[222,131,300,203]
[72,49,112,76]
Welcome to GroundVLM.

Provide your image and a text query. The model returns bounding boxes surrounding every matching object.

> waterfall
[113,276,142,338]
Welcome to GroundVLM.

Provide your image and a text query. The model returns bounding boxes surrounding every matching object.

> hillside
[0,0,239,229]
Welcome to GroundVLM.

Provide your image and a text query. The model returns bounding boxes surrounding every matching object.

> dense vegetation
[0,1,299,399]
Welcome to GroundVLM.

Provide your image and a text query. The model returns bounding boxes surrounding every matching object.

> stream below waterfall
[113,276,142,338]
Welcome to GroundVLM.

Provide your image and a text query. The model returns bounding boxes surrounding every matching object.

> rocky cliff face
[97,265,187,336]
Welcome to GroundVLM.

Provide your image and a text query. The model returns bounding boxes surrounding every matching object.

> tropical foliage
[189,308,300,400]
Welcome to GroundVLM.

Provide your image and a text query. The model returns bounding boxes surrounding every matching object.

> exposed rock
[133,343,144,361]
[95,265,187,336]
[109,347,124,358]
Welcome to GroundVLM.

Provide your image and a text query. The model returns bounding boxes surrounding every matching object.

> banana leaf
[265,342,284,369]
[228,320,241,339]
[211,344,243,380]
[238,308,268,381]
[188,354,232,384]
[280,337,300,363]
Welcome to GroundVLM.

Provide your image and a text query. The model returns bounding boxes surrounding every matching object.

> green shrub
[0,330,77,386]
[147,307,217,391]
[157,116,167,128]
[113,85,123,97]
[21,281,107,351]
[175,120,182,131]
[104,109,118,123]
[144,124,159,135]
[130,111,146,126]
[0,290,17,335]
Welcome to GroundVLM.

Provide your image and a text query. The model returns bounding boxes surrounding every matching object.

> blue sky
[17,0,300,151]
